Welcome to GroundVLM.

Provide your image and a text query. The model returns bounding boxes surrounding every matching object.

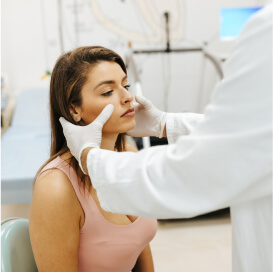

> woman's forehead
[86,61,126,87]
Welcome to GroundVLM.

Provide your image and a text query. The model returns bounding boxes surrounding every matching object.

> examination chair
[1,217,38,272]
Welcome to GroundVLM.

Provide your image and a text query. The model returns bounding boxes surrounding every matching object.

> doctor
[60,4,272,272]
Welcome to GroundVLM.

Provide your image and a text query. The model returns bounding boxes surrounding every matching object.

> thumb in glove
[59,104,114,173]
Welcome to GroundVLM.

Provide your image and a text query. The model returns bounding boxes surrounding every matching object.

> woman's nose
[121,88,133,104]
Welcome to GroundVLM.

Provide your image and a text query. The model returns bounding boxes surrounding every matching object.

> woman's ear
[69,104,82,123]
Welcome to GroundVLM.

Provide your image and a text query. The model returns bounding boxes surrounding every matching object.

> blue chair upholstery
[1,218,38,272]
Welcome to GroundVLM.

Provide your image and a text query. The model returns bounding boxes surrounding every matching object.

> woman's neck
[100,133,119,151]
[61,133,119,163]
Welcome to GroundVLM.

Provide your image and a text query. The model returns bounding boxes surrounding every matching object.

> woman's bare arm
[133,245,154,272]
[29,169,82,272]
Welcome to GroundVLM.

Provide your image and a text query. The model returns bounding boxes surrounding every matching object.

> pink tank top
[39,156,157,272]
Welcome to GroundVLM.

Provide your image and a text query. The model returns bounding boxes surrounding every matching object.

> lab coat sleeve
[166,112,204,144]
[87,5,272,219]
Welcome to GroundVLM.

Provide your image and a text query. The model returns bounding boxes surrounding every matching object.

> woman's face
[74,61,136,134]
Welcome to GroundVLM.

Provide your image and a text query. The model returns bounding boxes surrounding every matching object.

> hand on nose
[126,95,167,138]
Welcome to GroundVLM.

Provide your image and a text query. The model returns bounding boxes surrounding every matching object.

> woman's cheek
[83,97,118,125]
[81,108,101,125]
[104,108,118,126]
[101,110,120,132]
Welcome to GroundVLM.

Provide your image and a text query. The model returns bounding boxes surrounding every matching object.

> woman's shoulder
[36,155,71,190]
[34,154,77,207]
[125,143,138,152]
[32,167,82,223]
[35,168,75,204]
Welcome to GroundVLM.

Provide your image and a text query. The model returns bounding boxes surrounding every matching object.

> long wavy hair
[34,46,127,190]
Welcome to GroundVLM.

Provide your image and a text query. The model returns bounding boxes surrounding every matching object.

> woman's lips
[121,111,135,117]
[121,108,135,117]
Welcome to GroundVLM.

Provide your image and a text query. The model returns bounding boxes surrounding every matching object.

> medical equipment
[125,11,223,149]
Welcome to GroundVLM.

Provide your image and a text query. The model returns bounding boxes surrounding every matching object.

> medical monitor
[220,6,263,40]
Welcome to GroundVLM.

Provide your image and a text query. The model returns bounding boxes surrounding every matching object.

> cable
[57,0,65,53]
[174,0,182,30]
[161,52,171,112]
[58,1,77,47]
[40,0,49,69]
[132,1,151,40]
[40,0,53,79]
[74,0,80,47]
[150,0,164,28]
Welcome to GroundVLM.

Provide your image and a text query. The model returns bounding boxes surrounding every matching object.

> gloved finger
[132,97,138,107]
[132,100,140,111]
[59,117,76,131]
[135,95,152,108]
[93,104,114,125]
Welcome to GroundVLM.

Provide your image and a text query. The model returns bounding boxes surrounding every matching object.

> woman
[29,46,157,272]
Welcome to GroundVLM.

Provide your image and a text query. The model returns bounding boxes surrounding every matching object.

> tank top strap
[38,156,90,212]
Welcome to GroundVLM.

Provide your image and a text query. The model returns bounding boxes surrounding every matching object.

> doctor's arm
[84,6,272,218]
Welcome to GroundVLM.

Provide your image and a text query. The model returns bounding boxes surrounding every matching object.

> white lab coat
[88,5,272,272]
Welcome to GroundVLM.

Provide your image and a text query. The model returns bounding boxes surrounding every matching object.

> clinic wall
[135,0,268,113]
[1,0,51,92]
[1,0,268,113]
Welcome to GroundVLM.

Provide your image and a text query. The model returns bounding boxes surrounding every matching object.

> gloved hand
[127,95,167,138]
[59,104,114,173]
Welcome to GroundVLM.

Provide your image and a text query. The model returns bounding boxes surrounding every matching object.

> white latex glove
[127,95,167,138]
[59,104,114,174]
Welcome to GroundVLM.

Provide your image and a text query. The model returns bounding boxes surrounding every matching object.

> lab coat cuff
[87,148,101,182]
[166,113,187,144]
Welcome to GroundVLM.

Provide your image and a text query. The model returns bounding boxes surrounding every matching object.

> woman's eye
[124,84,131,91]
[102,90,113,97]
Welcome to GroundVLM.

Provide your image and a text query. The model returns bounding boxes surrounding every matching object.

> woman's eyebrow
[94,75,127,90]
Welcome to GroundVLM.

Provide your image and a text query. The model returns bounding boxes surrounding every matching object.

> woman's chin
[102,123,136,134]
[124,120,136,132]
[117,122,136,134]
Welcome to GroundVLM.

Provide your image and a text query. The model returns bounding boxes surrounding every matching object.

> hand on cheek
[81,104,116,129]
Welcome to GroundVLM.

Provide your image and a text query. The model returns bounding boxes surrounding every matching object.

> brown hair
[34,46,127,190]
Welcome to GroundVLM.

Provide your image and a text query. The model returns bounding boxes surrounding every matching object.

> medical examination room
[1,0,272,271]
